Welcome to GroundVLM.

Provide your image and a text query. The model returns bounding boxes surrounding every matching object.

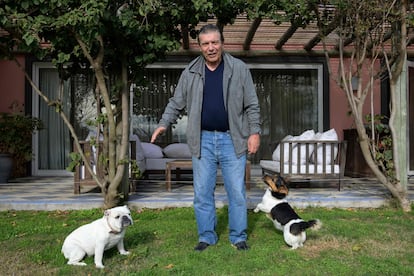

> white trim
[407,61,414,176]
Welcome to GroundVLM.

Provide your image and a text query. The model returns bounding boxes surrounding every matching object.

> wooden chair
[73,140,136,194]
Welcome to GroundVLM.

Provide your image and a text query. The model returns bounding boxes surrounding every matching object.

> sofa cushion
[141,142,164,158]
[163,143,191,158]
[130,134,145,161]
[312,128,339,164]
[273,130,316,165]
[291,129,316,165]
[272,135,293,161]
[260,159,340,174]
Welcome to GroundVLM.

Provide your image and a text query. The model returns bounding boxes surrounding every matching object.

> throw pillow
[272,135,293,161]
[163,143,192,158]
[141,142,164,158]
[312,128,339,164]
[290,129,316,165]
[129,134,145,161]
[272,130,316,165]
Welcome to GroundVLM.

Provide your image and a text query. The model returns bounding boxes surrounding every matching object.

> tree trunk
[331,0,412,212]
[102,57,131,208]
[104,188,120,210]
[358,128,411,212]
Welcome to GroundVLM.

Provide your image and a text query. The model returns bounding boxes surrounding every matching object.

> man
[151,24,261,251]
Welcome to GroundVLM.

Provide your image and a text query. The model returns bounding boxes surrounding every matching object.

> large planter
[343,129,374,177]
[0,153,13,183]
[0,110,43,179]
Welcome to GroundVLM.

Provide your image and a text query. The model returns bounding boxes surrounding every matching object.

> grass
[0,206,413,275]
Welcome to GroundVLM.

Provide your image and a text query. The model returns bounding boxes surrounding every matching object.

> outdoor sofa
[259,129,347,190]
[73,134,191,194]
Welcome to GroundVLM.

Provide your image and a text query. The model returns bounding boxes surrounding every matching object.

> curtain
[133,69,183,144]
[38,68,71,170]
[252,69,319,161]
[132,67,320,163]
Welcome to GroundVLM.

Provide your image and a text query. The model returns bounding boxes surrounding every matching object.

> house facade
[1,17,413,177]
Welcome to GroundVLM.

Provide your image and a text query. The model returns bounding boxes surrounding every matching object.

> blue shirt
[201,61,229,132]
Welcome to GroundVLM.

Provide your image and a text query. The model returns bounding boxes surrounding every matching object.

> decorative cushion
[273,130,316,165]
[312,128,339,164]
[260,160,340,174]
[163,143,191,158]
[290,130,316,165]
[272,135,293,161]
[295,129,316,140]
[129,134,145,161]
[141,142,164,158]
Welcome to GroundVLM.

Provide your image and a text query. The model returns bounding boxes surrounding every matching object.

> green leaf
[21,1,29,9]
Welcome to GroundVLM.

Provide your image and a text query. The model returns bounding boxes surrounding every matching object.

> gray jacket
[158,52,261,158]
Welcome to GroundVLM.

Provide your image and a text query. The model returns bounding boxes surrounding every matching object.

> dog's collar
[106,217,121,234]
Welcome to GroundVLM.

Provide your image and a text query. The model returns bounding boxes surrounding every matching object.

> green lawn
[0,206,413,275]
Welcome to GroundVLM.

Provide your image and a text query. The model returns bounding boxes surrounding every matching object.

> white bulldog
[62,205,133,269]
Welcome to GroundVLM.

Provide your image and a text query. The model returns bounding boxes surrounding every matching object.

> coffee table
[165,159,251,191]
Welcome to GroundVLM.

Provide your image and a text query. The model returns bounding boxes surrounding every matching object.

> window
[132,62,325,163]
[31,59,325,173]
[32,63,72,175]
[132,67,186,144]
[32,63,95,175]
[250,63,323,162]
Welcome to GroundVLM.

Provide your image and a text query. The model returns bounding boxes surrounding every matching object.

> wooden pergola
[178,14,414,57]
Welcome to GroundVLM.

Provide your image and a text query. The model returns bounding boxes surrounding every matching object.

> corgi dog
[254,175,321,249]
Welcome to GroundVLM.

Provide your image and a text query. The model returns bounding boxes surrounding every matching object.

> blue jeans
[192,130,247,245]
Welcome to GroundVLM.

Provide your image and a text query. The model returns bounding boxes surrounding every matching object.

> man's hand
[151,126,166,143]
[247,133,260,154]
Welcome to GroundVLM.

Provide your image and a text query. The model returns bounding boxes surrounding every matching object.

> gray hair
[197,24,224,45]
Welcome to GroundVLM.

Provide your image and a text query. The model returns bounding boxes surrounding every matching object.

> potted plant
[0,103,43,182]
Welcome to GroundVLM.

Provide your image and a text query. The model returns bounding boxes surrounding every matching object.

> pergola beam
[243,17,262,51]
[275,23,299,50]
[304,16,339,51]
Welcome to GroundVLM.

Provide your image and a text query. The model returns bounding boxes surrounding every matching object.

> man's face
[198,31,223,67]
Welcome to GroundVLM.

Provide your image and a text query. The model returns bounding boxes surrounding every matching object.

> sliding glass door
[30,60,324,173]
[408,61,414,174]
[32,63,72,176]
[133,63,324,163]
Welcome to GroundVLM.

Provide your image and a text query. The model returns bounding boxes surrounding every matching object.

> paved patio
[1,166,413,211]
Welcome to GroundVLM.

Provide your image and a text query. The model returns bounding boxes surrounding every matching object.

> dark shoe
[233,241,249,251]
[194,242,210,251]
